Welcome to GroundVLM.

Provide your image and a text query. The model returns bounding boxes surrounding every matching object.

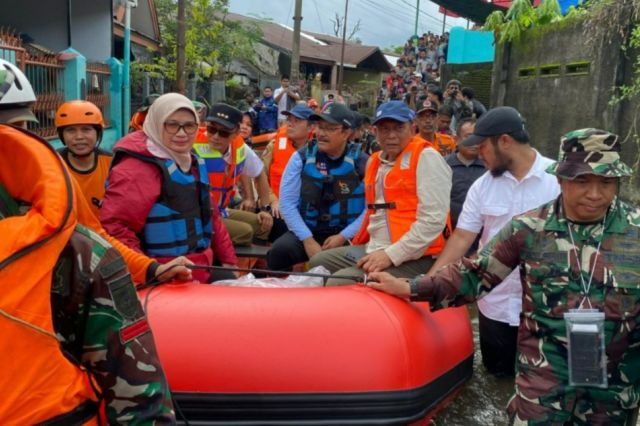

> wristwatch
[409,275,422,300]
[260,205,272,213]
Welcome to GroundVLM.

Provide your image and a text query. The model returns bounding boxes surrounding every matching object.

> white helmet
[0,59,36,106]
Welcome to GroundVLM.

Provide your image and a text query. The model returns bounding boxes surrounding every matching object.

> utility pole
[176,0,186,95]
[441,11,447,35]
[338,0,349,95]
[123,0,137,139]
[414,0,420,38]
[291,0,303,86]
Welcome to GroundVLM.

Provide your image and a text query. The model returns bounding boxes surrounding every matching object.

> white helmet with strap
[0,59,36,106]
[0,59,38,124]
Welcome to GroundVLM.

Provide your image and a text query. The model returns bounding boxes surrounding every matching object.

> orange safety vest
[352,139,449,257]
[415,132,456,156]
[193,135,246,210]
[195,124,208,143]
[0,125,99,424]
[268,126,297,198]
[128,111,147,132]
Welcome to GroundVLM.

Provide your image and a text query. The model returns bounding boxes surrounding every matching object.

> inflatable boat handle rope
[186,264,368,286]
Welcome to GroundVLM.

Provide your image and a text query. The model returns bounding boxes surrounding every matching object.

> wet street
[433,306,514,426]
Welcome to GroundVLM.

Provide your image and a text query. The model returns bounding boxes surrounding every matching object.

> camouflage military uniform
[0,188,175,424]
[411,129,639,425]
[51,224,176,424]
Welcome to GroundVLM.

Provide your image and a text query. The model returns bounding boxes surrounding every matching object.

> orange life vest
[0,125,99,424]
[195,125,208,143]
[415,132,456,156]
[352,139,449,256]
[128,111,147,132]
[269,126,297,198]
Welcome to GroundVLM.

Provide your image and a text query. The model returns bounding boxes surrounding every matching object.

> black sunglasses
[206,125,233,138]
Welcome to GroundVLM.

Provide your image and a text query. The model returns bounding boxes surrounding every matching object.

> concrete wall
[491,21,639,201]
[0,1,68,52]
[0,0,111,61]
[440,62,493,108]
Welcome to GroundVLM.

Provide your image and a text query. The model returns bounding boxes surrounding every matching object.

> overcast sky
[228,0,469,49]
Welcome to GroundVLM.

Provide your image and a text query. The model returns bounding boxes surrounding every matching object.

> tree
[142,0,262,81]
[330,12,362,41]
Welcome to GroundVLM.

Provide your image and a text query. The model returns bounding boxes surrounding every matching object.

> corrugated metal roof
[227,13,391,72]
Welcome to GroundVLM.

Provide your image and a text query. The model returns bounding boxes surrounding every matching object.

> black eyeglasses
[164,121,198,135]
[206,125,233,138]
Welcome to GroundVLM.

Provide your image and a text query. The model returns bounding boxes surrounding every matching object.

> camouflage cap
[546,128,633,179]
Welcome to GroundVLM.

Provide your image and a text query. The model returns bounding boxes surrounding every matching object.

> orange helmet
[55,100,105,128]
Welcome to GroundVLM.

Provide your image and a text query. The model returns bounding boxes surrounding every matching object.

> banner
[438,6,460,18]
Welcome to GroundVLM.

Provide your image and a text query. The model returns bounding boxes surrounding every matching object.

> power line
[278,0,296,48]
[311,0,326,34]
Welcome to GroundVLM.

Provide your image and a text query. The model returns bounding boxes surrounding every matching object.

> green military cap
[546,128,633,179]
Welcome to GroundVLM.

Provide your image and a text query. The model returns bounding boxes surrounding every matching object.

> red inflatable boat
[144,283,474,425]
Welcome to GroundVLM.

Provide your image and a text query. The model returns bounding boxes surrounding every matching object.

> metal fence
[86,62,112,127]
[0,29,65,139]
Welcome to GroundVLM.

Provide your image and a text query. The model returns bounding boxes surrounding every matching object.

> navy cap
[206,103,243,129]
[373,100,415,124]
[462,106,529,147]
[309,102,353,128]
[282,104,314,120]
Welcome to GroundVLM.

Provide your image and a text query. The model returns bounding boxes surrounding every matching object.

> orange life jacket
[269,126,297,198]
[128,111,147,132]
[195,125,208,143]
[414,132,456,156]
[352,139,449,256]
[193,135,246,210]
[0,125,99,425]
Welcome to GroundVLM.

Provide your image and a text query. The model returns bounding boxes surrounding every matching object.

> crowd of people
[3,47,640,426]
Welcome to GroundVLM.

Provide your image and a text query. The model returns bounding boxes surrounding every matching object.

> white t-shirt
[223,142,263,178]
[273,87,289,121]
[456,150,560,326]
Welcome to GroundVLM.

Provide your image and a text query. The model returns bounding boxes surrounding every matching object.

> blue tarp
[559,0,581,14]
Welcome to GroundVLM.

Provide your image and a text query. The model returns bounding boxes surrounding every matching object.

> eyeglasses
[164,121,198,135]
[206,125,233,138]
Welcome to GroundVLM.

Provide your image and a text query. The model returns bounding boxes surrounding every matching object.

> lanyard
[565,212,607,310]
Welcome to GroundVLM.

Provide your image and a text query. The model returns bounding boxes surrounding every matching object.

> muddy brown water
[433,305,514,426]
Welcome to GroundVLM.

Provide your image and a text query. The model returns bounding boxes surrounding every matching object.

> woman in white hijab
[101,93,238,282]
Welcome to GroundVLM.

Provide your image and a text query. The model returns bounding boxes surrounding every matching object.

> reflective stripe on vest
[269,127,296,198]
[299,141,365,233]
[111,148,213,257]
[0,124,99,424]
[193,136,246,211]
[352,140,449,256]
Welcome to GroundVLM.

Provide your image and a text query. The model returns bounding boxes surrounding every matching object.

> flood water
[433,305,514,426]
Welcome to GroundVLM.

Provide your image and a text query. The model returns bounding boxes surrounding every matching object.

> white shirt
[273,87,289,121]
[223,142,263,178]
[457,150,560,326]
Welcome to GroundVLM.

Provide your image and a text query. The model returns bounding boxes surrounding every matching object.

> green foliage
[483,11,505,32]
[147,0,262,81]
[483,0,563,44]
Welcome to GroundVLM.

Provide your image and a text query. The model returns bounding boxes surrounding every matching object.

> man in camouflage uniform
[369,128,640,425]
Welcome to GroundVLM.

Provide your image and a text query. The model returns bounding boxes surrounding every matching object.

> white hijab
[143,93,198,171]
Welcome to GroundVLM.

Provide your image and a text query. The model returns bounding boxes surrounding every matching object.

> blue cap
[282,104,314,121]
[373,101,415,124]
